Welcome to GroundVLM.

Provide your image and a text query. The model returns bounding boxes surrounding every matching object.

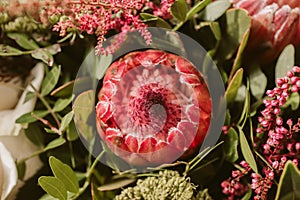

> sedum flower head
[115,170,196,200]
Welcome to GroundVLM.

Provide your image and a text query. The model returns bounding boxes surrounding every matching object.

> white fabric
[0,63,45,199]
[0,62,44,136]
[0,142,18,200]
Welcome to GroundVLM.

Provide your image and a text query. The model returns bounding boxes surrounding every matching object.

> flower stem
[30,83,61,127]
[72,151,105,200]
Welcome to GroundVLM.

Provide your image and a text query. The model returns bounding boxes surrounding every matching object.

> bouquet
[0,0,299,199]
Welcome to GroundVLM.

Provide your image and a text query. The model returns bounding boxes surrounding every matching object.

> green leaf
[282,92,300,110]
[45,44,61,55]
[95,53,113,80]
[39,194,54,200]
[202,0,231,21]
[7,33,39,50]
[97,178,136,192]
[140,13,172,29]
[238,127,258,173]
[16,161,26,180]
[41,65,61,96]
[31,48,54,66]
[186,0,211,20]
[49,156,79,193]
[53,95,73,112]
[44,137,66,151]
[0,44,23,56]
[23,91,36,104]
[225,68,244,104]
[38,176,67,200]
[60,111,74,132]
[25,123,45,147]
[275,161,300,200]
[223,127,239,163]
[16,110,49,124]
[66,121,79,141]
[237,84,250,127]
[218,9,250,60]
[275,44,295,81]
[226,9,250,45]
[50,80,74,98]
[241,188,252,200]
[171,0,188,21]
[92,182,103,200]
[249,64,267,100]
[209,22,221,41]
[72,90,95,141]
[44,128,57,134]
[231,29,250,74]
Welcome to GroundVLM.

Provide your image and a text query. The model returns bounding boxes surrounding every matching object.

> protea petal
[232,0,300,63]
[96,50,212,166]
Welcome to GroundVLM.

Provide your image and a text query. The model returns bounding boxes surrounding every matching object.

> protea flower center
[96,50,212,166]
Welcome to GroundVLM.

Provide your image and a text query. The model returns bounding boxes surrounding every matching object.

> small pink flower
[96,50,212,166]
[232,0,300,63]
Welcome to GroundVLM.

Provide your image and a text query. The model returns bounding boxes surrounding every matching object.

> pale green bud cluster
[115,170,196,200]
[0,15,46,33]
[0,12,10,25]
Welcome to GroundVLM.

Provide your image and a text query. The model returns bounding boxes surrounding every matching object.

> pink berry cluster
[250,168,274,200]
[221,161,251,200]
[222,66,300,200]
[146,0,175,19]
[1,0,179,54]
[257,66,300,169]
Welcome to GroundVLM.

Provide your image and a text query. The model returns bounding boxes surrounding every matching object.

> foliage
[0,0,299,200]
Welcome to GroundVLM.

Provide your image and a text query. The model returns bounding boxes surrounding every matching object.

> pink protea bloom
[231,0,300,63]
[96,50,212,166]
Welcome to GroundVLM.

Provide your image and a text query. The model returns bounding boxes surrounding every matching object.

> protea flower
[231,0,300,62]
[96,50,212,166]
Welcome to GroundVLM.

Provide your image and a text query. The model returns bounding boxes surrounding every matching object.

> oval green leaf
[171,0,188,21]
[186,0,211,20]
[41,65,61,96]
[44,137,66,151]
[238,127,258,173]
[31,48,54,66]
[225,68,244,105]
[38,176,67,200]
[53,95,73,112]
[202,0,231,21]
[16,110,49,124]
[223,127,239,163]
[249,64,267,100]
[0,44,23,56]
[275,161,300,200]
[49,156,79,193]
[7,33,39,50]
[275,44,295,81]
[60,111,74,132]
[72,90,95,141]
